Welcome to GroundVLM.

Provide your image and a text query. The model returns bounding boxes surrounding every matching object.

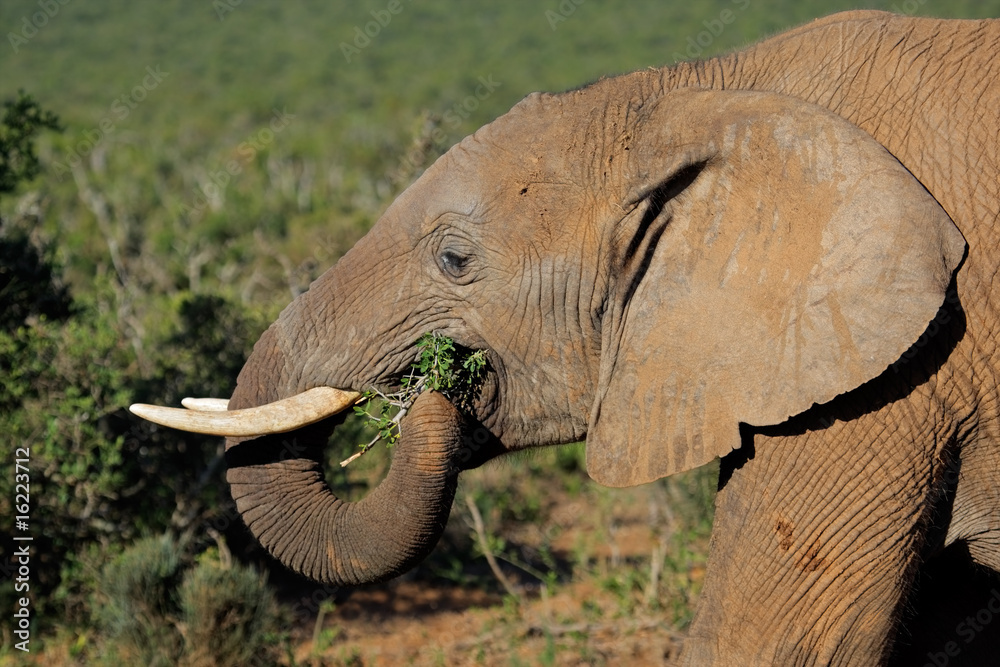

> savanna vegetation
[2,1,998,664]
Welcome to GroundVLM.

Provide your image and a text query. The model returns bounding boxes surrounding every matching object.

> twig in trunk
[340,404,409,467]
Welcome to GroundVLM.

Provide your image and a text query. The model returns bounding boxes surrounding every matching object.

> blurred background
[1,1,997,664]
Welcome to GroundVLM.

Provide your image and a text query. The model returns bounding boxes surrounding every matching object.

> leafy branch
[0,90,62,197]
[340,332,488,467]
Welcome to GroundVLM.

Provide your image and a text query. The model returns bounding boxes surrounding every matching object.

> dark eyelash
[439,250,470,278]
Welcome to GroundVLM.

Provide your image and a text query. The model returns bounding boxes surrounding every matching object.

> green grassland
[1,1,998,663]
[3,0,998,306]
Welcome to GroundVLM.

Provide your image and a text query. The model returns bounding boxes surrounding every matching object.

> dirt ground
[21,447,711,666]
[294,579,685,666]
[289,460,713,666]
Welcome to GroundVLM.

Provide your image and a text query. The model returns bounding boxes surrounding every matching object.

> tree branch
[465,494,522,603]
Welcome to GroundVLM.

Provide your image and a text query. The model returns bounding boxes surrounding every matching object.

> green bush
[0,294,136,626]
[94,535,184,666]
[0,223,73,331]
[94,536,285,666]
[0,91,61,195]
[179,554,285,667]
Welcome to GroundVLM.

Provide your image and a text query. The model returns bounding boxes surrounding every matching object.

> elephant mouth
[129,386,364,439]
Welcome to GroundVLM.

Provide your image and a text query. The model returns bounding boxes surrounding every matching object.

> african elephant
[132,11,1000,665]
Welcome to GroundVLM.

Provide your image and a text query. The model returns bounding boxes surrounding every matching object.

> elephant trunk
[224,391,465,585]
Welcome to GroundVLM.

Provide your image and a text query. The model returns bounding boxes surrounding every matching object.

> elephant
[131,11,1000,665]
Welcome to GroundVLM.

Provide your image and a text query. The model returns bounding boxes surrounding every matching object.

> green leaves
[353,398,402,448]
[345,332,488,465]
[414,331,456,388]
[0,90,62,197]
[409,331,488,406]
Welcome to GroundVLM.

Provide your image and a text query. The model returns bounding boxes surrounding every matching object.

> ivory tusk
[181,397,231,411]
[129,386,363,436]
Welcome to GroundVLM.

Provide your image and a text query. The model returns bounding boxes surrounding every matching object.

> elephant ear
[587,88,965,487]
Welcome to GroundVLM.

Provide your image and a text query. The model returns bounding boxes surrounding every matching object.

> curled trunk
[225,391,465,585]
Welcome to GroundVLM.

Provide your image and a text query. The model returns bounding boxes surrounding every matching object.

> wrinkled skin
[225,12,1000,665]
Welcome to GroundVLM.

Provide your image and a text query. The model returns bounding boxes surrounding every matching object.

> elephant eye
[438,250,472,281]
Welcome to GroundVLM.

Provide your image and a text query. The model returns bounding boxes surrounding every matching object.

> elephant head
[132,76,965,585]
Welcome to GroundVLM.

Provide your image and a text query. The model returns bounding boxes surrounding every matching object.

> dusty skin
[134,11,999,665]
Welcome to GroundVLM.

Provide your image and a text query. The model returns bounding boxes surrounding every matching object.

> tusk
[130,387,363,436]
[181,397,231,411]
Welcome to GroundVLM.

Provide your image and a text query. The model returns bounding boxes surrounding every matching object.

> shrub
[94,536,286,666]
[94,535,184,666]
[178,554,285,667]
